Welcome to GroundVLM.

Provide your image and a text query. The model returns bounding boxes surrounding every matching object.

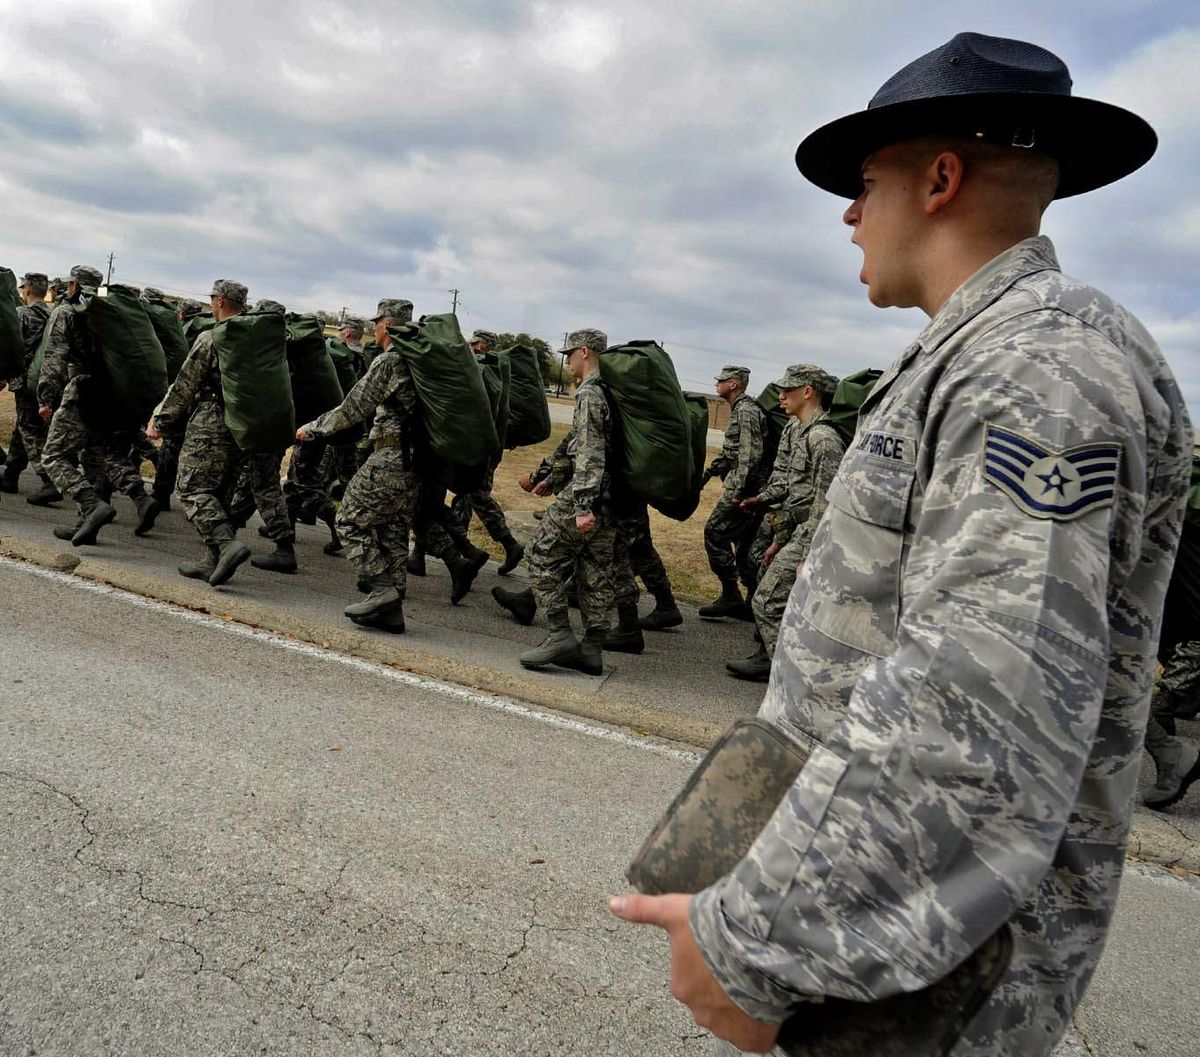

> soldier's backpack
[478,350,512,450]
[212,312,295,452]
[0,267,23,378]
[827,367,884,443]
[142,300,190,382]
[182,312,216,347]
[284,314,344,425]
[325,336,362,396]
[84,284,169,424]
[654,392,711,522]
[755,384,792,468]
[503,343,552,448]
[598,340,703,520]
[389,313,501,491]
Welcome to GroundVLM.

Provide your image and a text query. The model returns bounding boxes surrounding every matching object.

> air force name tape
[983,423,1120,521]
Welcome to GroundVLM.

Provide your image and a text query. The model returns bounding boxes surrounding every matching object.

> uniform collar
[796,407,829,436]
[916,234,1060,355]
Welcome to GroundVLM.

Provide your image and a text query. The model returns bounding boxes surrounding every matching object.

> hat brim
[796,92,1156,200]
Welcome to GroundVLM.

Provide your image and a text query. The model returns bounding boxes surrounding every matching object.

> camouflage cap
[340,315,366,334]
[774,362,839,395]
[371,298,414,323]
[557,328,608,355]
[142,286,165,300]
[107,283,141,297]
[715,365,750,385]
[253,298,286,315]
[50,275,69,288]
[210,278,248,305]
[469,329,499,348]
[70,264,104,288]
[19,272,49,291]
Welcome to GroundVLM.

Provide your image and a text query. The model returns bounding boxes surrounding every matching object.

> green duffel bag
[654,392,711,522]
[143,301,190,382]
[326,336,362,396]
[0,267,23,378]
[598,340,696,517]
[182,313,216,348]
[827,367,884,444]
[504,343,552,448]
[84,283,168,423]
[478,351,512,450]
[285,314,344,424]
[390,314,500,484]
[756,384,792,468]
[25,302,64,392]
[213,312,295,452]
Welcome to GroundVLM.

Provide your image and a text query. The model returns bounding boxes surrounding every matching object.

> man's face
[842,143,927,308]
[469,340,485,356]
[778,386,809,417]
[67,281,81,299]
[566,346,587,382]
[715,378,736,398]
[373,317,389,345]
[340,328,359,343]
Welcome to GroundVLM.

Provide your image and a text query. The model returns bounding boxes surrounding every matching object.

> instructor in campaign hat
[611,32,1192,1056]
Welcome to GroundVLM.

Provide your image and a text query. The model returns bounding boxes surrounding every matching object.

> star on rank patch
[983,424,1121,521]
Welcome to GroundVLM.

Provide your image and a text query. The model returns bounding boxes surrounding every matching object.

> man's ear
[925,149,966,215]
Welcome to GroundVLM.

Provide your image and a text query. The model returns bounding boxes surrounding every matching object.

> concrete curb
[3,533,1195,875]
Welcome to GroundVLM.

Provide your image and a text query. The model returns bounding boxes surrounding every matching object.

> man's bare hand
[738,496,763,510]
[575,512,596,533]
[609,893,780,1053]
[296,427,311,442]
[518,472,535,493]
[533,479,551,497]
[145,422,162,441]
[38,404,52,422]
[763,541,780,567]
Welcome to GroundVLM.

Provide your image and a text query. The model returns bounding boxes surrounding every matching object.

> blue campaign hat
[795,32,1156,200]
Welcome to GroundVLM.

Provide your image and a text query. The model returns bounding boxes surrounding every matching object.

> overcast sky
[1,0,1196,416]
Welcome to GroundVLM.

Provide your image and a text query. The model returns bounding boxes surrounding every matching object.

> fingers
[609,892,689,929]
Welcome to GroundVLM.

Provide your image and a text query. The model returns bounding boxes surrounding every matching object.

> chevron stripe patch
[982,424,1120,522]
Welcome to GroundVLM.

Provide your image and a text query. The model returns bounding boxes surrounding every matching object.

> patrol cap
[142,286,165,300]
[253,298,286,315]
[19,272,49,293]
[340,315,366,334]
[469,329,499,348]
[210,278,248,305]
[50,276,69,289]
[177,298,205,319]
[715,365,750,385]
[371,298,414,323]
[774,363,839,395]
[70,265,104,289]
[557,328,607,355]
[107,283,142,297]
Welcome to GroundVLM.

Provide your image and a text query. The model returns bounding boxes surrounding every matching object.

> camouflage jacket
[151,330,222,432]
[528,375,612,514]
[689,236,1192,1056]
[7,301,50,390]
[706,392,768,498]
[302,345,416,442]
[754,410,846,553]
[36,296,97,409]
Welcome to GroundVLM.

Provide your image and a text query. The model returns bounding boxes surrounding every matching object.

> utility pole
[340,306,347,323]
[104,252,115,285]
[557,331,568,397]
[450,289,460,314]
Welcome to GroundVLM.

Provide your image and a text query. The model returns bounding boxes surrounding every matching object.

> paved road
[1,562,1197,1056]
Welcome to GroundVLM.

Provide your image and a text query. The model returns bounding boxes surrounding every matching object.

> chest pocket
[798,452,915,658]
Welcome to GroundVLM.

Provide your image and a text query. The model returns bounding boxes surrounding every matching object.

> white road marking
[0,555,701,764]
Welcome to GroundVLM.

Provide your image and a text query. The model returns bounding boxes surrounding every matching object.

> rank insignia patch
[983,424,1120,521]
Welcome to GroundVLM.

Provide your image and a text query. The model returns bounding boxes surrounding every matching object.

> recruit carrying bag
[84,284,168,423]
[285,315,344,424]
[0,267,23,378]
[598,340,701,519]
[503,343,552,448]
[143,301,190,382]
[827,367,884,444]
[390,314,500,488]
[478,351,512,450]
[213,312,295,452]
[325,336,362,396]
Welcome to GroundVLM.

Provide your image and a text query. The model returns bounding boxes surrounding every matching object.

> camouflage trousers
[41,378,146,509]
[154,429,184,498]
[5,387,51,482]
[612,502,673,609]
[318,437,363,495]
[450,463,511,542]
[176,404,243,544]
[527,497,616,633]
[704,491,764,593]
[228,451,293,543]
[750,532,807,657]
[284,439,335,523]
[336,446,418,590]
[414,479,473,562]
[1159,639,1200,699]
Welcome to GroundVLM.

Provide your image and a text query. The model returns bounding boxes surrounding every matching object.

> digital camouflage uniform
[228,450,293,542]
[151,329,243,545]
[4,298,53,486]
[526,371,616,633]
[690,238,1192,1056]
[704,389,769,593]
[750,407,846,656]
[612,501,674,610]
[301,346,419,592]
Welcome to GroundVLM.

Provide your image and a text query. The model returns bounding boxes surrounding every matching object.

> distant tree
[315,309,339,324]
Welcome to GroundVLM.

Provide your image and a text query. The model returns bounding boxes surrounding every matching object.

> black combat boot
[208,534,252,586]
[492,585,536,626]
[407,543,427,577]
[446,551,484,604]
[179,544,221,580]
[152,478,172,512]
[132,494,161,537]
[0,467,19,494]
[725,643,771,682]
[27,480,64,506]
[640,588,683,631]
[604,604,645,654]
[71,490,117,547]
[698,581,749,620]
[497,533,525,576]
[319,507,343,555]
[252,539,298,573]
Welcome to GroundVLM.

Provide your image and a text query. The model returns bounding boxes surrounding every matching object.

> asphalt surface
[1,561,1198,1056]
